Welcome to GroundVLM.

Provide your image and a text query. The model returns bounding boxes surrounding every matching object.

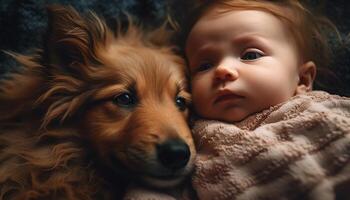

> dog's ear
[45,5,109,69]
[35,6,113,127]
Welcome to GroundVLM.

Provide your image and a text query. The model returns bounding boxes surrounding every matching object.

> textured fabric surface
[191,91,350,200]
[116,91,350,199]
[0,0,349,95]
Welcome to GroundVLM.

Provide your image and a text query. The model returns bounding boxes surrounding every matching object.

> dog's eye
[113,92,137,108]
[175,96,187,111]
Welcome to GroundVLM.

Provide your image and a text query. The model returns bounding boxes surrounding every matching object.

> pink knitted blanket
[124,91,350,200]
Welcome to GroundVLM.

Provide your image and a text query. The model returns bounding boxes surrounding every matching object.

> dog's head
[1,6,195,187]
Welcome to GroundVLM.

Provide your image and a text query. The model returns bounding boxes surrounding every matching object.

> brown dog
[0,6,195,199]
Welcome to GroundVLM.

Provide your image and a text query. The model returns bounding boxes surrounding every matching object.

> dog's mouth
[150,173,181,180]
[144,163,193,180]
[109,156,192,188]
[141,173,188,188]
[108,139,194,188]
[138,158,194,188]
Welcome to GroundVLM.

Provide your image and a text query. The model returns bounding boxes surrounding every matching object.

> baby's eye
[241,51,263,61]
[197,62,214,72]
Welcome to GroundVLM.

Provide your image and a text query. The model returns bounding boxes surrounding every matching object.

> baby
[186,0,328,123]
[124,1,350,199]
[183,1,350,200]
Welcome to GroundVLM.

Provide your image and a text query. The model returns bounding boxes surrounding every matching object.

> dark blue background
[0,0,349,96]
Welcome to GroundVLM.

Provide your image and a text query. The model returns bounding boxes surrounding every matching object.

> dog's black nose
[157,139,191,170]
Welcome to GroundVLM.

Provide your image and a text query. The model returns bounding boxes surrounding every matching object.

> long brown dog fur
[0,5,195,200]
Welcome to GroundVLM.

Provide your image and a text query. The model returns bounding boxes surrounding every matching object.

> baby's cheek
[191,85,212,116]
[192,89,208,108]
[248,77,292,106]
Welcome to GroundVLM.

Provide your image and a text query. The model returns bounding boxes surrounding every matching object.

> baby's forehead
[185,8,301,64]
[188,9,295,44]
[198,2,295,30]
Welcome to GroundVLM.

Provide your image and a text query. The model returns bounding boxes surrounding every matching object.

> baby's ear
[295,61,316,94]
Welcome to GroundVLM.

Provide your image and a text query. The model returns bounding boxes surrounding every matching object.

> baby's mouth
[214,90,244,104]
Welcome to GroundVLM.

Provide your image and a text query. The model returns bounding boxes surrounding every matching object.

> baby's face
[186,9,302,122]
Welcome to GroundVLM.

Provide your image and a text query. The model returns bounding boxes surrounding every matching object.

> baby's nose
[214,57,239,82]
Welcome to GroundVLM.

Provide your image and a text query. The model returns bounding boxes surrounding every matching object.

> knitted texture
[192,91,350,200]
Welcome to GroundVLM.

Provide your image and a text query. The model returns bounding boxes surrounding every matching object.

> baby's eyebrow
[189,35,269,68]
[230,34,268,47]
[192,45,211,60]
[191,44,222,61]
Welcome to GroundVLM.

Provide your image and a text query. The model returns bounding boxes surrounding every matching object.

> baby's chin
[200,108,252,123]
[217,113,249,123]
